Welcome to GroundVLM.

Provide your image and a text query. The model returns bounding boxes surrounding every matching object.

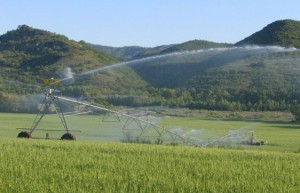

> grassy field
[161,116,300,152]
[0,138,300,193]
[0,113,299,152]
[0,112,300,192]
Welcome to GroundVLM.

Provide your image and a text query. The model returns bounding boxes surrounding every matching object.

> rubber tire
[61,133,76,140]
[17,131,31,138]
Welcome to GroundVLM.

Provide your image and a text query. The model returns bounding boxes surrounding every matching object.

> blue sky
[0,0,299,47]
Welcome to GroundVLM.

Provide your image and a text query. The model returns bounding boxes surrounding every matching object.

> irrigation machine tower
[17,78,76,140]
[16,78,188,144]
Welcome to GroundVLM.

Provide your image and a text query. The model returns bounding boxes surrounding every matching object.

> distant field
[0,112,300,152]
[161,116,300,152]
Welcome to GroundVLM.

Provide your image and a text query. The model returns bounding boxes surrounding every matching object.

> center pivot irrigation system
[16,78,189,144]
[16,76,264,146]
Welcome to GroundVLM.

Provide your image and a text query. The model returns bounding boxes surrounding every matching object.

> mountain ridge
[89,40,231,61]
[90,19,300,60]
[236,19,300,48]
[1,20,300,112]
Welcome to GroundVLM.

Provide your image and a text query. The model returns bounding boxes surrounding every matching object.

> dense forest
[236,19,300,48]
[0,20,300,119]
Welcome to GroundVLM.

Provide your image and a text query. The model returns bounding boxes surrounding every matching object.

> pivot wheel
[61,133,76,140]
[17,131,31,138]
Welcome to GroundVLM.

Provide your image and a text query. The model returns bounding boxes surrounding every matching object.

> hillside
[89,40,231,61]
[236,19,300,48]
[87,44,148,61]
[0,25,117,82]
[88,43,175,61]
[1,21,300,113]
[160,40,231,54]
[133,40,231,59]
[130,46,300,104]
[0,25,117,68]
[0,25,148,97]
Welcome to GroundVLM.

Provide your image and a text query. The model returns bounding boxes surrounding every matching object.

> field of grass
[161,116,300,152]
[0,113,160,142]
[0,138,300,193]
[0,112,299,152]
[0,112,300,192]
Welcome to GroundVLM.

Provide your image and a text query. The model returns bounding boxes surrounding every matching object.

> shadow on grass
[199,118,259,122]
[201,118,300,129]
[267,125,300,130]
[248,120,300,130]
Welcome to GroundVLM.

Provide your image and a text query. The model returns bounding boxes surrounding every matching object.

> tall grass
[0,138,299,192]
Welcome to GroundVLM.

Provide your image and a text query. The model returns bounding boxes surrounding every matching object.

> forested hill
[0,25,147,87]
[0,25,148,103]
[88,43,175,61]
[236,19,300,48]
[1,21,300,113]
[88,19,300,60]
[89,40,230,61]
[159,40,231,54]
[0,25,117,73]
[87,44,148,61]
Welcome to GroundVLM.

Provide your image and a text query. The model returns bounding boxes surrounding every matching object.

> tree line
[1,86,299,121]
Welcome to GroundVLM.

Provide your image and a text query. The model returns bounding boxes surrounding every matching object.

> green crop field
[0,113,300,192]
[0,138,300,193]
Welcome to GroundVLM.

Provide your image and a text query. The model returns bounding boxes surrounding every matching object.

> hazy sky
[0,0,299,47]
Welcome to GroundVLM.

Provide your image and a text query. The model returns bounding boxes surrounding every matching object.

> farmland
[0,138,300,193]
[0,112,299,152]
[0,112,300,192]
